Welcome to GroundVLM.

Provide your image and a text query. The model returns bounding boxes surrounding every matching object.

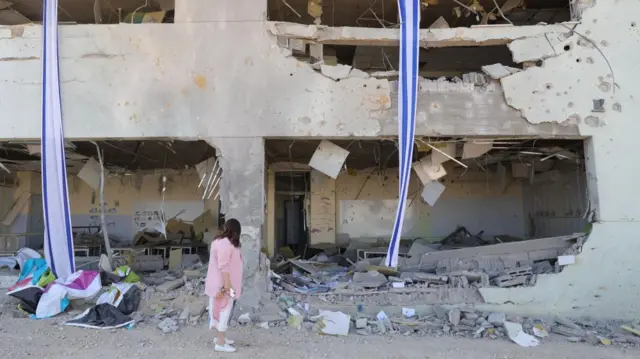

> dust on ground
[1,314,639,359]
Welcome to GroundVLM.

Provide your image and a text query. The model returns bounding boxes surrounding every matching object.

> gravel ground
[2,314,640,359]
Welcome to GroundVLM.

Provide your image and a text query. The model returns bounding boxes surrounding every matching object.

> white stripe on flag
[386,0,420,268]
[41,0,75,278]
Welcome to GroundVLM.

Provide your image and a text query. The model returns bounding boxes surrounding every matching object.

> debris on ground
[269,230,588,297]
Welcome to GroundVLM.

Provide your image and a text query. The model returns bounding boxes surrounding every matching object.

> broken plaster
[500,0,629,132]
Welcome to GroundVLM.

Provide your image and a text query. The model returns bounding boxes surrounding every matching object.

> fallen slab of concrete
[416,233,584,271]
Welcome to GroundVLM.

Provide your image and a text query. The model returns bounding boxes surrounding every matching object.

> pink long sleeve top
[205,237,244,298]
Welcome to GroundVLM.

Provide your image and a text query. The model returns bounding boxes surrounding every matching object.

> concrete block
[157,278,186,293]
[419,234,580,270]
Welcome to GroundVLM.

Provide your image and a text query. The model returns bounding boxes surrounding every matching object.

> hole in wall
[563,45,571,51]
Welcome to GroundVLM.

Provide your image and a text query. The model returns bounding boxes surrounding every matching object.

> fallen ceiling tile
[462,140,493,159]
[430,143,456,166]
[413,155,447,184]
[429,16,450,29]
[77,157,104,190]
[309,140,350,179]
[421,180,446,207]
[0,9,30,25]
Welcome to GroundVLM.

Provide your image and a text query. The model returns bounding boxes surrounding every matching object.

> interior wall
[7,170,218,248]
[67,170,216,245]
[334,165,526,240]
[522,162,589,237]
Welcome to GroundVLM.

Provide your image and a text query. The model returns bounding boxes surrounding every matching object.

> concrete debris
[238,312,252,325]
[355,317,368,329]
[462,72,486,85]
[158,318,179,333]
[156,278,186,293]
[505,321,540,347]
[352,271,388,288]
[481,63,522,80]
[448,309,461,326]
[488,312,506,326]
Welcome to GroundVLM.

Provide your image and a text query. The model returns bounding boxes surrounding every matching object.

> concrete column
[206,137,267,309]
[174,0,266,23]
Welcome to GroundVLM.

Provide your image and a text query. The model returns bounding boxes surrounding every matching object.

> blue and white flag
[41,0,75,278]
[386,0,420,268]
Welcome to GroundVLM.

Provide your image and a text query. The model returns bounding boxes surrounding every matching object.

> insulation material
[413,155,447,184]
[386,0,420,268]
[462,141,493,159]
[77,157,102,190]
[421,180,446,207]
[308,140,350,179]
[41,0,75,278]
[1,191,31,226]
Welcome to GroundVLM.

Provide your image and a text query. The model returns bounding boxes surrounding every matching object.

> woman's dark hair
[215,218,241,248]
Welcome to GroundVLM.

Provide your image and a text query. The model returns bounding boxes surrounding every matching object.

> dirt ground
[1,314,639,359]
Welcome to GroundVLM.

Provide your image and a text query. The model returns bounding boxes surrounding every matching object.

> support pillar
[207,137,267,309]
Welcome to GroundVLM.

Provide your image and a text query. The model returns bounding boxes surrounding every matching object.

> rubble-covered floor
[0,309,637,359]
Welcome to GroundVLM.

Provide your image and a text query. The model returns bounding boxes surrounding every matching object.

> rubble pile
[243,294,640,348]
[270,228,589,295]
[133,263,211,333]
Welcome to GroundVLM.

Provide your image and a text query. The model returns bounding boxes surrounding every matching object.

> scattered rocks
[158,318,179,334]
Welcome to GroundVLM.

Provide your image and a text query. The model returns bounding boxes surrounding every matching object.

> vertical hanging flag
[41,0,75,278]
[385,0,420,268]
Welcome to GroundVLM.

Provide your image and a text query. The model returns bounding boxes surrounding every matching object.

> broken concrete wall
[335,167,525,240]
[484,0,640,319]
[0,23,574,140]
[0,0,637,319]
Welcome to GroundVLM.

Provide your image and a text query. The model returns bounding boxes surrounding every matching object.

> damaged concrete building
[0,0,636,320]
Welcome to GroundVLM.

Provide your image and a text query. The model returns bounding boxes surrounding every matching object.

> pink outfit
[205,237,244,299]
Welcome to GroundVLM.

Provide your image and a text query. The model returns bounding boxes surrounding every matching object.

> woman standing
[205,218,244,353]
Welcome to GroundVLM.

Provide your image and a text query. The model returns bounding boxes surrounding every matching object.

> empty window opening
[0,0,175,25]
[268,0,571,28]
